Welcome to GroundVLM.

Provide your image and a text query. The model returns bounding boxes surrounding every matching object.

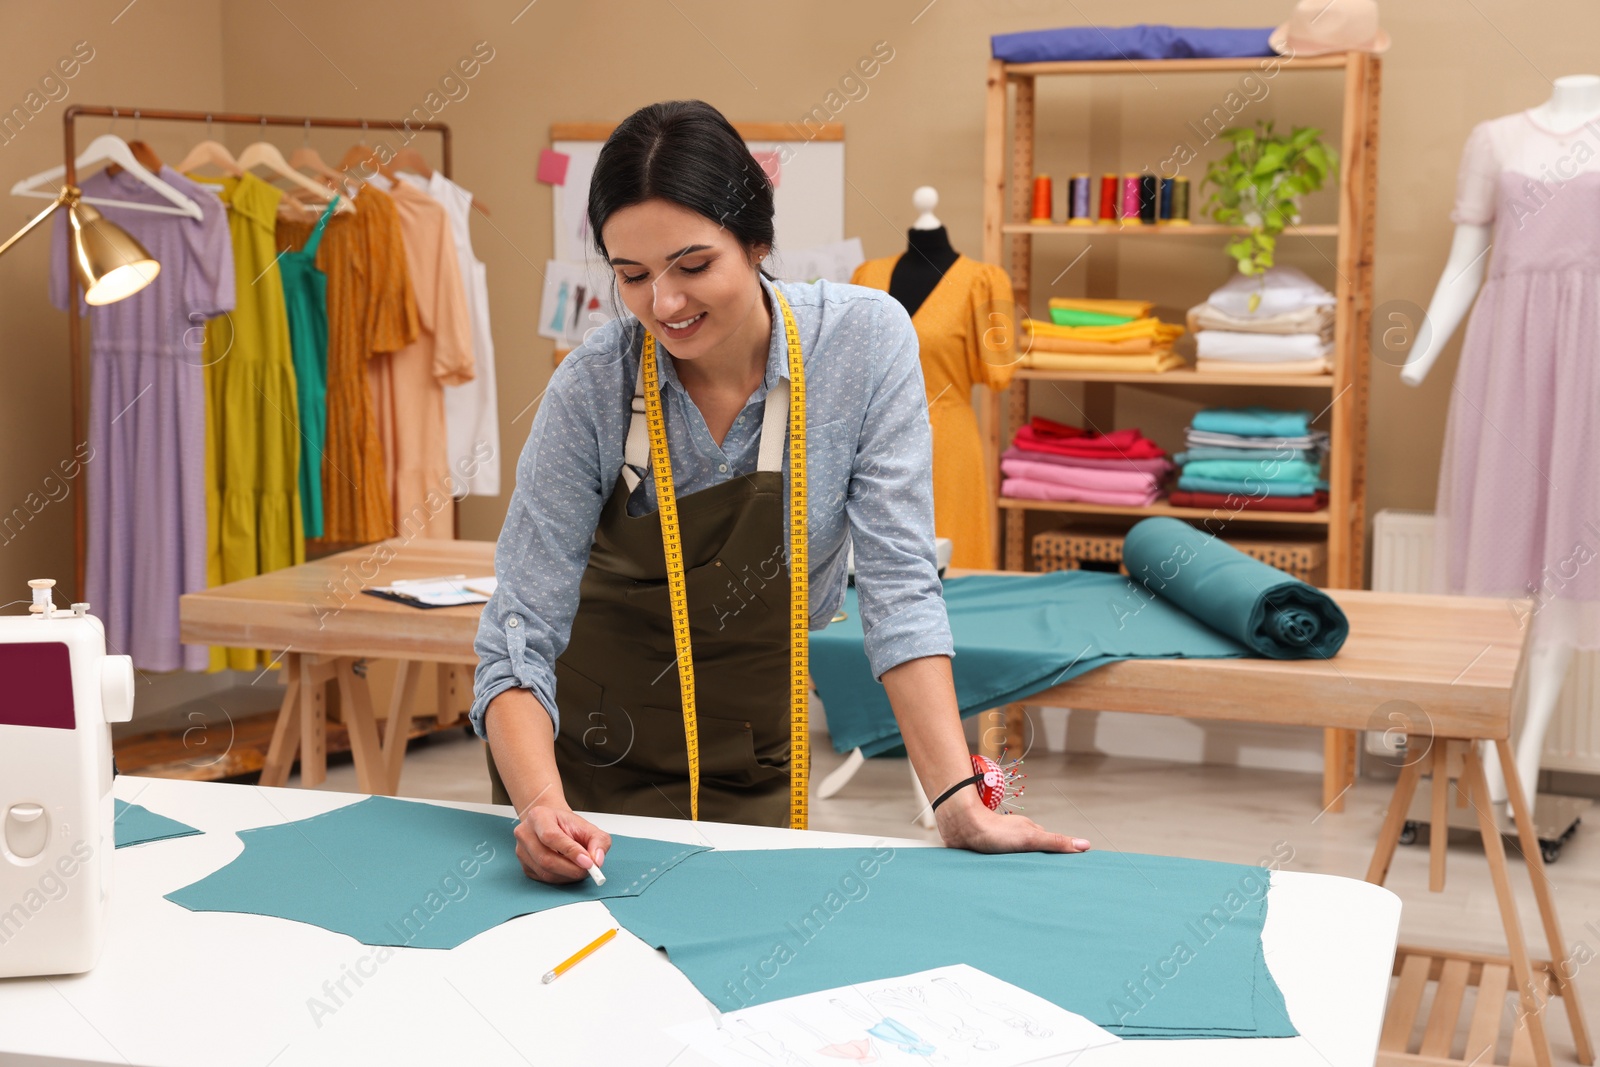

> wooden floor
[269,715,1597,1064]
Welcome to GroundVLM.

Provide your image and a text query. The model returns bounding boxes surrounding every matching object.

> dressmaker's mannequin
[1405,73,1600,811]
[887,186,961,317]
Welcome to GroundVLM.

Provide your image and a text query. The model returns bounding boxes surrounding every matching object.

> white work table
[0,775,1400,1066]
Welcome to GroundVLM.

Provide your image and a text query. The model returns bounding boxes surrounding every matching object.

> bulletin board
[542,121,852,349]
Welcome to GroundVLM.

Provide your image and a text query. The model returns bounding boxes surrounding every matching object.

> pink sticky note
[537,148,571,186]
[752,150,781,189]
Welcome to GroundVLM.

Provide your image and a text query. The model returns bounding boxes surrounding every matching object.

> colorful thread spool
[1120,173,1142,225]
[1158,176,1175,221]
[1097,173,1118,222]
[1030,175,1053,224]
[1067,174,1093,226]
[1168,176,1191,225]
[1138,174,1159,224]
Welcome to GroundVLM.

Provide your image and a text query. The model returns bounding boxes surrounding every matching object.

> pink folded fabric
[1001,456,1161,494]
[1003,446,1173,476]
[1001,477,1162,507]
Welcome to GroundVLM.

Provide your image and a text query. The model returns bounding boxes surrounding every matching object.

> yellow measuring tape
[640,289,810,829]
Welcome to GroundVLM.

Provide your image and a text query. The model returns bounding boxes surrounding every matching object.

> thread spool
[1120,173,1142,225]
[1030,175,1053,224]
[1168,176,1191,225]
[1097,173,1118,222]
[1138,174,1159,224]
[1067,174,1093,226]
[1159,176,1175,221]
[29,578,55,617]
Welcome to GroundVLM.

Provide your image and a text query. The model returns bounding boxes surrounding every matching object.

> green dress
[277,198,338,539]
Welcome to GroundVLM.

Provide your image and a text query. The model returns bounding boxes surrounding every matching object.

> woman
[472,100,1088,883]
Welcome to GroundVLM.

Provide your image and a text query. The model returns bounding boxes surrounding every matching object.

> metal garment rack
[56,105,453,595]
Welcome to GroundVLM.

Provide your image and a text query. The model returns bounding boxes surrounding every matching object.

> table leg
[259,654,303,788]
[1322,727,1356,813]
[383,659,423,793]
[436,663,465,727]
[1366,746,1426,886]
[1461,741,1554,1067]
[1498,737,1595,1064]
[1429,740,1450,892]
[297,655,329,787]
[979,709,1004,760]
[334,657,390,795]
[1004,705,1026,754]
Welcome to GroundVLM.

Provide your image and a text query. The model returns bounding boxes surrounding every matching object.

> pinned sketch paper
[539,260,614,347]
[537,148,570,186]
[751,149,782,189]
[165,796,707,949]
[668,964,1119,1067]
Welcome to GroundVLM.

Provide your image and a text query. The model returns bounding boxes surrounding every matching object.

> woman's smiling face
[601,197,769,356]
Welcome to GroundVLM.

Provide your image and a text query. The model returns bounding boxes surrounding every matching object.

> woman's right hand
[513,800,614,884]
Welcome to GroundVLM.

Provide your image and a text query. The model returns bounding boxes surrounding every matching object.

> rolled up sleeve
[470,374,605,739]
[847,300,955,679]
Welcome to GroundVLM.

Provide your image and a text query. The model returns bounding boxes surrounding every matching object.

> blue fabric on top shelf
[1191,407,1312,438]
[992,24,1276,62]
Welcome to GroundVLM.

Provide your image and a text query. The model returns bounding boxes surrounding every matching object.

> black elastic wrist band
[931,773,985,812]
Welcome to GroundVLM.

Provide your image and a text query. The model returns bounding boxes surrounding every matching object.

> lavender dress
[1432,113,1600,648]
[51,167,235,671]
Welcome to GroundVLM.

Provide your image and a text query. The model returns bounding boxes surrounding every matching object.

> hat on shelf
[1270,0,1391,56]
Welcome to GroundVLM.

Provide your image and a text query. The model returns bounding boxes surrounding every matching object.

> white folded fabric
[1195,357,1332,375]
[1186,301,1334,338]
[1194,330,1331,361]
[1206,265,1335,319]
[1185,428,1330,451]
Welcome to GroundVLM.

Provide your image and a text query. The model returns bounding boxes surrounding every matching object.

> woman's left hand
[933,786,1090,854]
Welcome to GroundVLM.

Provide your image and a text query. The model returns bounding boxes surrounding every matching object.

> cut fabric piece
[1191,407,1311,438]
[165,795,707,949]
[605,846,1296,1039]
[1179,458,1321,485]
[1185,428,1328,452]
[1187,301,1334,337]
[1048,297,1154,318]
[114,799,202,848]
[1015,419,1168,460]
[1020,350,1189,374]
[1001,456,1163,494]
[812,571,1248,755]
[1123,516,1348,659]
[1005,445,1174,476]
[1177,475,1323,498]
[1177,446,1319,465]
[1169,488,1329,513]
[1194,331,1330,360]
[1003,477,1161,507]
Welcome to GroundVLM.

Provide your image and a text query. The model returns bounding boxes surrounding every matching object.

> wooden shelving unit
[981,51,1382,810]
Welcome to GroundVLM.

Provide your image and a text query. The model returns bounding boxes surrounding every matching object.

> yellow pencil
[541,928,618,984]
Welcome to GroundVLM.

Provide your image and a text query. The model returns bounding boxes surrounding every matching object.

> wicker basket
[1032,525,1328,586]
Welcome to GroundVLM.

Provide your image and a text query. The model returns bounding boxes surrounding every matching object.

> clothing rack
[56,105,453,595]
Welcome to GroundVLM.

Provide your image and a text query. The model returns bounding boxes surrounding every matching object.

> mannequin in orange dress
[850,206,1017,569]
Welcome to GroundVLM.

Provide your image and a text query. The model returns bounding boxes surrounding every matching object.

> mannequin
[1404,74,1600,812]
[887,186,961,317]
[850,186,1017,570]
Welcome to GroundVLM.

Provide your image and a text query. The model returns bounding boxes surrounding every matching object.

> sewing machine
[0,579,133,978]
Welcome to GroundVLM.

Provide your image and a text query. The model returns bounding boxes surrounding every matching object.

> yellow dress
[850,254,1017,569]
[193,172,305,670]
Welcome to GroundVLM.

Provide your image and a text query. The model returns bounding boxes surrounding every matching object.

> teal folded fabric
[165,796,708,949]
[812,571,1248,756]
[114,798,202,848]
[1177,446,1319,465]
[1178,458,1320,484]
[1123,516,1348,659]
[1176,475,1321,497]
[1191,406,1310,438]
[605,846,1296,1040]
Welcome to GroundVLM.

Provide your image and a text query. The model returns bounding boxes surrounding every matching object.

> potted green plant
[1202,120,1337,302]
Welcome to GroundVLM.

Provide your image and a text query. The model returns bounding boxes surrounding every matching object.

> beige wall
[2,0,1593,602]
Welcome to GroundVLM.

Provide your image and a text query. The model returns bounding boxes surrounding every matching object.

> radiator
[1371,509,1600,773]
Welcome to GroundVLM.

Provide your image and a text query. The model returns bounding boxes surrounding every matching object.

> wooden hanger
[287,120,362,200]
[385,144,492,217]
[239,137,354,214]
[174,116,244,177]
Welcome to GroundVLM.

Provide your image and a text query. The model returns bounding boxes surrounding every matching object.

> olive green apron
[487,338,796,827]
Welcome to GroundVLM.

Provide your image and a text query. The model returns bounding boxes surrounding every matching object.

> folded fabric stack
[1022,298,1188,374]
[1186,266,1336,376]
[1170,406,1329,513]
[1002,416,1173,506]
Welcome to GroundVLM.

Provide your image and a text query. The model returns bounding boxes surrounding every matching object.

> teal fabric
[1176,447,1319,465]
[1190,407,1310,438]
[811,571,1248,756]
[279,197,338,539]
[1123,517,1348,659]
[114,798,202,848]
[1178,458,1320,484]
[1176,475,1325,497]
[605,847,1297,1040]
[165,796,708,949]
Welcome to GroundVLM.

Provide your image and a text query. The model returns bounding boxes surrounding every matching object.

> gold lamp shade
[0,186,160,305]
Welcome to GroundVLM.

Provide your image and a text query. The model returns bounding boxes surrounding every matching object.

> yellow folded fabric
[1021,350,1189,373]
[1194,357,1333,375]
[1048,297,1154,319]
[1028,334,1169,355]
[1024,317,1185,344]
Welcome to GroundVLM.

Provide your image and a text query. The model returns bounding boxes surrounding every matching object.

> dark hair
[587,100,776,281]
